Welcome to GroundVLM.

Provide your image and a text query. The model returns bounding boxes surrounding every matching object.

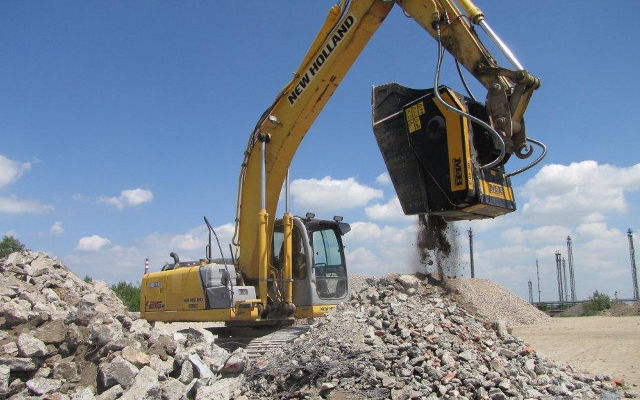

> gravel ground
[513,316,640,391]
[604,301,640,317]
[560,303,585,317]
[444,277,551,326]
[349,274,375,296]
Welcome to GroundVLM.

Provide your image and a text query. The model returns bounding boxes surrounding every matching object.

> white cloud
[101,188,154,209]
[501,225,571,245]
[167,223,235,253]
[521,161,640,223]
[76,235,111,251]
[365,196,413,222]
[65,222,235,283]
[291,176,382,212]
[375,172,391,185]
[65,244,143,281]
[0,155,31,189]
[452,161,640,300]
[0,195,54,214]
[0,155,52,214]
[50,221,64,235]
[345,221,419,275]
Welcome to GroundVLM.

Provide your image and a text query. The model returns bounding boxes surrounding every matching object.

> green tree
[83,275,93,283]
[110,281,141,312]
[582,290,611,316]
[0,235,27,259]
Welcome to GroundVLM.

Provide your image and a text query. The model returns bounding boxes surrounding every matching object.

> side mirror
[337,222,351,235]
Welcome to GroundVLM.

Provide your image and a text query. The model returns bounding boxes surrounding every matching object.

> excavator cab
[372,83,516,221]
[272,215,350,318]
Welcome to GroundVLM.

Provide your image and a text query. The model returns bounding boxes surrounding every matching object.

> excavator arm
[231,0,541,309]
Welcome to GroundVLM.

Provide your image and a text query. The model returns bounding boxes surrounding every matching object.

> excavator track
[211,324,310,360]
[244,325,309,360]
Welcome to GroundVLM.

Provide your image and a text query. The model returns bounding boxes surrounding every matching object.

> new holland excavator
[140,0,544,326]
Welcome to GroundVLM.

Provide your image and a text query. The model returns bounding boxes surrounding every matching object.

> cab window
[310,227,347,299]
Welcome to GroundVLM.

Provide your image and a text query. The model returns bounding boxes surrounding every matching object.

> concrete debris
[244,273,623,399]
[0,365,10,396]
[17,334,48,358]
[98,355,139,389]
[119,366,160,400]
[25,376,62,395]
[0,251,231,399]
[188,353,215,379]
[0,251,628,399]
[95,384,123,400]
[121,345,150,368]
[220,348,248,375]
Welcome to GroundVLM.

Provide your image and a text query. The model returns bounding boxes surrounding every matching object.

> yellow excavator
[141,0,543,324]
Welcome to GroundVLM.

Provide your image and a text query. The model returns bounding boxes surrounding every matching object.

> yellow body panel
[432,88,472,193]
[140,267,206,314]
[295,304,338,319]
[479,179,514,201]
[140,267,262,322]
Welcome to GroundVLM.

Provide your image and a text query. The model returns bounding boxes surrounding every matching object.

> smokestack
[567,236,577,301]
[562,257,568,302]
[628,229,639,300]
[468,228,475,278]
[536,259,541,302]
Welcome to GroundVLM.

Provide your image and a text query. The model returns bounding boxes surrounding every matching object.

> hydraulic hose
[433,23,506,170]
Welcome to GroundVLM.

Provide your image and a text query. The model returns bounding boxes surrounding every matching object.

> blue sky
[2,1,640,301]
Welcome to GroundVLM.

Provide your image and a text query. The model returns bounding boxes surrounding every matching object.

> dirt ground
[513,316,640,389]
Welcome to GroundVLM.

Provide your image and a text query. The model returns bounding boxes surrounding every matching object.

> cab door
[308,226,348,301]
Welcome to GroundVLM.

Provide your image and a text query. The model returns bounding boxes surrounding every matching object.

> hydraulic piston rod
[457,0,524,70]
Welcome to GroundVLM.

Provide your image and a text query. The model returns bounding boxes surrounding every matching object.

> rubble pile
[444,278,550,326]
[0,252,246,400]
[605,301,640,317]
[245,274,623,399]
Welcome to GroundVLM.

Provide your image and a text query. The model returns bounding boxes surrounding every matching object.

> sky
[2,1,640,302]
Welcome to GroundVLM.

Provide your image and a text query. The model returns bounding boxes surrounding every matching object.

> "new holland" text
[287,15,356,106]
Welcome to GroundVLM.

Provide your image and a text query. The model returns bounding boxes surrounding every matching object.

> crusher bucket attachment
[372,83,516,221]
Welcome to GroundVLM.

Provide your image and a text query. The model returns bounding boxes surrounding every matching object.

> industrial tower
[555,251,564,303]
[628,229,639,300]
[566,236,577,301]
[528,280,533,303]
[536,259,541,302]
[562,257,569,302]
[468,228,475,278]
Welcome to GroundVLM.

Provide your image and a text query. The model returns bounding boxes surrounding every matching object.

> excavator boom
[233,0,541,291]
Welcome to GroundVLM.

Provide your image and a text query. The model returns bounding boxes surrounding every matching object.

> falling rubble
[0,251,632,399]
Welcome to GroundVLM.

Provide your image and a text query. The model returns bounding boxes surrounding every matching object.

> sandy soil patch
[513,316,640,389]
